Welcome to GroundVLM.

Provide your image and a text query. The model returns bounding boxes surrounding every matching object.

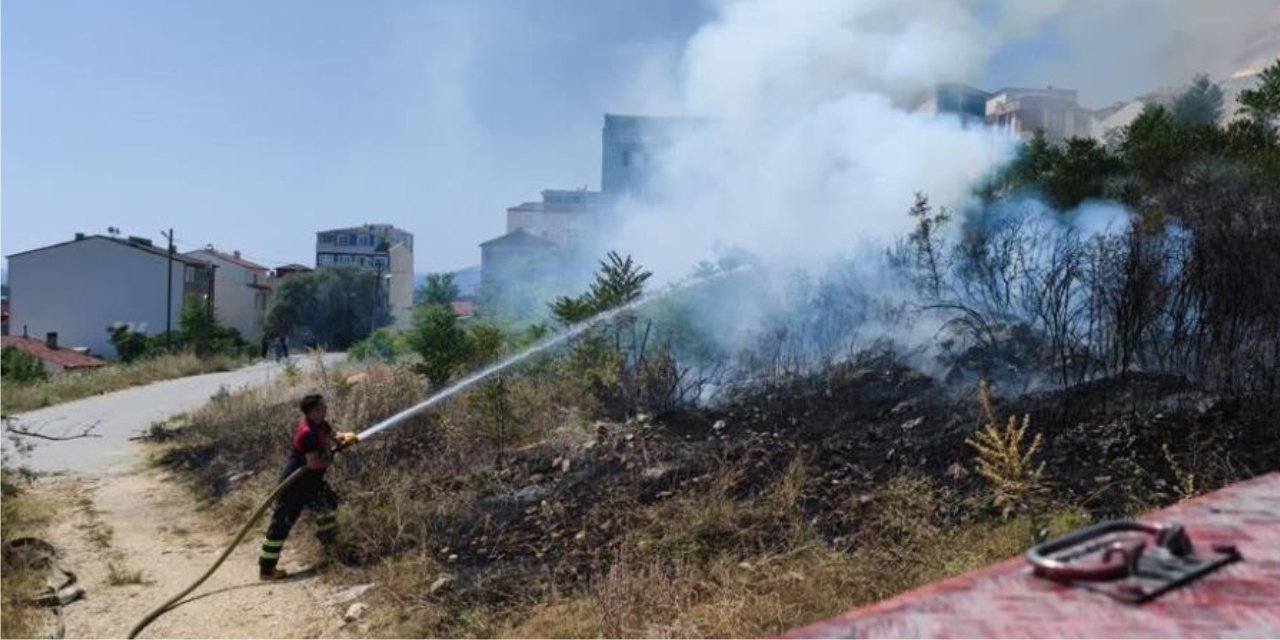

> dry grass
[106,562,148,586]
[507,475,1088,639]
[1,467,55,638]
[2,351,248,413]
[157,361,1093,638]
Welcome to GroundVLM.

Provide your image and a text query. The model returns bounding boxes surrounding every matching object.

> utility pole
[372,263,383,334]
[162,228,175,350]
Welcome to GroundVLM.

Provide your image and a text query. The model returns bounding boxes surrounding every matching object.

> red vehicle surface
[786,472,1280,638]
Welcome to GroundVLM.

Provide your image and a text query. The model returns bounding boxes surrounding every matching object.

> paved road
[3,355,344,475]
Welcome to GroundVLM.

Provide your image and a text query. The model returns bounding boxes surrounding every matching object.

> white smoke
[608,0,1027,278]
[592,0,1160,378]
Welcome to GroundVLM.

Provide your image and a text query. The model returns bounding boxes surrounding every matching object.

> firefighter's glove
[336,432,359,448]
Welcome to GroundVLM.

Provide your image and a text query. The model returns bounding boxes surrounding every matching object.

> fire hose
[126,320,624,637]
[126,466,310,639]
[126,269,741,638]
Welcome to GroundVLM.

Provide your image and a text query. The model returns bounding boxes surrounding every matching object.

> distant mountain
[414,265,481,299]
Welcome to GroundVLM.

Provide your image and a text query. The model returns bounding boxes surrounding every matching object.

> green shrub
[1,347,47,384]
[108,325,152,363]
[408,304,472,388]
[350,327,411,362]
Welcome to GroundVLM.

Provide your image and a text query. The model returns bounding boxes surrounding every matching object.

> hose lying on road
[126,467,308,639]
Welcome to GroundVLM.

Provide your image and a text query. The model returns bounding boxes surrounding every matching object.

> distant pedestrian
[260,334,271,360]
[274,334,289,362]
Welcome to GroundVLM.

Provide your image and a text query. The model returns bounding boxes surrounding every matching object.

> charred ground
[156,357,1279,636]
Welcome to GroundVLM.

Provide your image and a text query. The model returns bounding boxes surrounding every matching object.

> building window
[318,254,333,267]
[337,234,350,246]
[255,291,268,311]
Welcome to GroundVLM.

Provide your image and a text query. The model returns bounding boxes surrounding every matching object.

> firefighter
[258,393,359,580]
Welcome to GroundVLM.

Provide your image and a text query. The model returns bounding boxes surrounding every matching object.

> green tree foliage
[179,300,218,356]
[266,266,391,350]
[989,133,1123,209]
[549,253,671,419]
[550,251,652,325]
[107,325,151,363]
[1,346,48,384]
[1238,57,1280,123]
[415,272,460,306]
[407,304,471,388]
[466,322,505,367]
[176,300,246,357]
[1171,74,1224,125]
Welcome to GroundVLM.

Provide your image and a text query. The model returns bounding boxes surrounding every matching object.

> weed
[280,359,303,385]
[1161,443,1199,499]
[83,520,114,549]
[966,379,1045,516]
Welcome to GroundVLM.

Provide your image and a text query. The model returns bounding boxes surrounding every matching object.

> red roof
[451,300,475,317]
[1,336,108,370]
[786,472,1280,638]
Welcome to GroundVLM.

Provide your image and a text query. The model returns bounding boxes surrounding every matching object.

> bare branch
[4,418,102,441]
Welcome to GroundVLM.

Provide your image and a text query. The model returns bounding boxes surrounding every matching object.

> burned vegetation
[157,75,1280,637]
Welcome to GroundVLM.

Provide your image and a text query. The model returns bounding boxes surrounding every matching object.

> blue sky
[3,1,1271,273]
[2,0,707,272]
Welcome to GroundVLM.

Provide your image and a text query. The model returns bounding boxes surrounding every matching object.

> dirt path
[39,469,365,639]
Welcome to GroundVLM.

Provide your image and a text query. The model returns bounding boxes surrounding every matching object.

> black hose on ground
[126,467,309,639]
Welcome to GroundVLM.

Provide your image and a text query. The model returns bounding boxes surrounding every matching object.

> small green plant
[280,359,302,385]
[966,380,1045,516]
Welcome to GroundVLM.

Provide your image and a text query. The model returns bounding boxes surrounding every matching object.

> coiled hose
[126,467,309,639]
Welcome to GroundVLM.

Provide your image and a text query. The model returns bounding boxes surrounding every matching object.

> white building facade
[6,234,215,359]
[183,246,271,340]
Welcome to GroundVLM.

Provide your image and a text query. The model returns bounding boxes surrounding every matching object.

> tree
[1172,74,1224,125]
[1042,137,1124,209]
[415,272,459,306]
[179,300,218,356]
[550,251,653,325]
[905,193,950,300]
[1,346,48,384]
[266,266,391,349]
[466,322,505,367]
[586,251,652,311]
[407,303,471,388]
[1238,57,1280,123]
[108,324,151,363]
[175,300,247,357]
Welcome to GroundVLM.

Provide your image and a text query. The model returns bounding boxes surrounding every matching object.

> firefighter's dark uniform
[259,417,340,574]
